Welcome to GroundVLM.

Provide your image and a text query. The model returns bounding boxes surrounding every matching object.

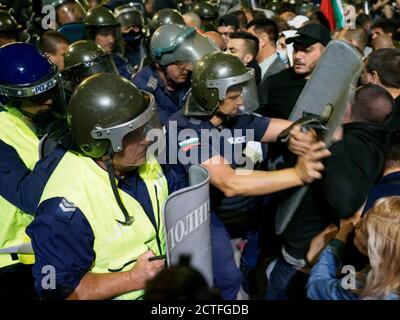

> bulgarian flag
[320,0,345,31]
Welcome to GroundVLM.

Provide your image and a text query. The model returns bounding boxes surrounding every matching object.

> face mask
[123,30,143,50]
[277,50,288,65]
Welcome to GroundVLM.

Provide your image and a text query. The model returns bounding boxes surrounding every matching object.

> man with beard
[133,23,219,125]
[115,4,145,69]
[0,43,66,299]
[257,23,331,120]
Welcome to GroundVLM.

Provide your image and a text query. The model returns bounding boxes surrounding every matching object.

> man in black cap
[217,13,240,50]
[257,23,331,120]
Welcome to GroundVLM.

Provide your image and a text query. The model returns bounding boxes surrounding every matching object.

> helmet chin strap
[102,150,135,226]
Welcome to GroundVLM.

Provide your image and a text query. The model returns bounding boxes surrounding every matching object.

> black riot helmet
[68,72,161,226]
[63,40,118,90]
[184,51,259,117]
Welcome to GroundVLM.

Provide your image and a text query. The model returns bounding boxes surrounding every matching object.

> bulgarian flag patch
[179,137,200,152]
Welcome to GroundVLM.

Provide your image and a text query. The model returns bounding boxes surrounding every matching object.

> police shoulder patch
[56,198,77,219]
[146,76,158,91]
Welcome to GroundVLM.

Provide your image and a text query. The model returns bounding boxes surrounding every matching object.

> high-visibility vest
[40,151,168,300]
[0,108,38,268]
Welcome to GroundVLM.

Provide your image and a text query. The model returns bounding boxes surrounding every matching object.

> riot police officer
[133,23,218,124]
[84,5,134,80]
[0,42,66,298]
[26,73,184,300]
[115,3,145,68]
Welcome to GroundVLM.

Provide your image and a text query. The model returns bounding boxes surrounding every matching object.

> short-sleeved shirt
[26,149,188,300]
[166,110,269,222]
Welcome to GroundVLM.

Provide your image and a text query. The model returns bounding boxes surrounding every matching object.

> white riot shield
[163,165,213,286]
[275,40,364,235]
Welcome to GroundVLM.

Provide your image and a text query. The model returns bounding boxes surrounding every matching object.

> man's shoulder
[133,66,159,92]
[267,67,295,81]
[268,56,287,74]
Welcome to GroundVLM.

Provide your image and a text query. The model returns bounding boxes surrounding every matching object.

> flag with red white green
[321,0,345,31]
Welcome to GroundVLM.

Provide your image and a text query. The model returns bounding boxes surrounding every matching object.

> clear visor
[0,71,67,116]
[173,31,219,64]
[207,68,259,113]
[56,1,86,24]
[63,55,118,88]
[90,91,162,153]
[153,27,219,65]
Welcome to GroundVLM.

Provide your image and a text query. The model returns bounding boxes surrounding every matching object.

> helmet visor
[63,55,118,88]
[1,69,67,116]
[153,27,219,65]
[90,91,162,153]
[207,68,259,113]
[173,30,219,64]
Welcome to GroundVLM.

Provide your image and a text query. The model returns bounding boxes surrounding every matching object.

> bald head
[371,34,394,50]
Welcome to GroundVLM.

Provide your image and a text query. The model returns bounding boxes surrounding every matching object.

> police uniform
[166,110,270,298]
[133,65,189,125]
[27,147,184,300]
[0,106,57,298]
[113,52,135,80]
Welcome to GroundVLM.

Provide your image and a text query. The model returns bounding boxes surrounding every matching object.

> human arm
[201,141,330,197]
[306,211,362,300]
[0,141,65,214]
[27,198,164,300]
[67,250,164,300]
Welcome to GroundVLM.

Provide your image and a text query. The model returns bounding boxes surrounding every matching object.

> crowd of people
[0,0,400,301]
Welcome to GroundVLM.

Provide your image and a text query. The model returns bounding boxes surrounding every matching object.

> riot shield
[162,165,213,286]
[275,40,363,235]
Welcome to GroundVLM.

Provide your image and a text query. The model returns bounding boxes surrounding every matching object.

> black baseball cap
[286,23,331,48]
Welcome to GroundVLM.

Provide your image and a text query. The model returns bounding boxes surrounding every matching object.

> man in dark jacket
[265,84,394,300]
[257,23,331,120]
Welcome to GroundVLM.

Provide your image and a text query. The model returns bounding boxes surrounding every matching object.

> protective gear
[0,108,38,268]
[8,0,33,29]
[150,24,218,66]
[83,5,120,41]
[122,30,142,49]
[42,0,86,25]
[193,1,219,20]
[0,10,21,31]
[148,8,185,36]
[68,73,162,226]
[115,5,144,29]
[176,0,195,14]
[0,42,66,117]
[63,40,118,89]
[57,22,86,43]
[184,52,259,117]
[68,72,160,158]
[39,149,168,300]
[277,50,289,65]
[0,10,25,44]
[115,5,144,50]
